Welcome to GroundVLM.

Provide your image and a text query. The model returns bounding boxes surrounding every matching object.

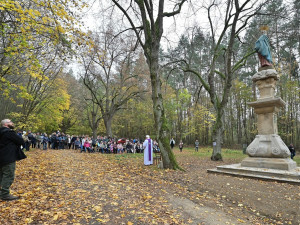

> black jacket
[0,127,26,166]
[288,145,295,154]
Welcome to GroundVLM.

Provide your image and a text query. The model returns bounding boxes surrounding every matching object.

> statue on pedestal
[240,30,297,171]
[255,34,273,67]
[207,28,299,183]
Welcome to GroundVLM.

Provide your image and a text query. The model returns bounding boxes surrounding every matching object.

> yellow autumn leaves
[1,150,185,224]
[0,0,86,116]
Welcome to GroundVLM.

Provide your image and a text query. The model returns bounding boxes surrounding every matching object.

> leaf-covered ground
[1,148,300,225]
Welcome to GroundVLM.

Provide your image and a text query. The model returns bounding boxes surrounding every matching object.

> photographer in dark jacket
[0,119,26,201]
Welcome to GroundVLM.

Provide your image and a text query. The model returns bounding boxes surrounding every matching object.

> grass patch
[293,155,300,165]
[173,147,300,165]
[107,153,144,162]
[222,149,248,160]
[174,146,247,160]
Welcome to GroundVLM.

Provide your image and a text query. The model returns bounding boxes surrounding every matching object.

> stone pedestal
[244,134,290,158]
[241,68,296,171]
[241,157,296,171]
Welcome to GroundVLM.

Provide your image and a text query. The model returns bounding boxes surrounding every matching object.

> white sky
[79,0,210,49]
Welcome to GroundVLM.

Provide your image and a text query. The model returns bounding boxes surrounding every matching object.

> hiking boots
[1,194,19,201]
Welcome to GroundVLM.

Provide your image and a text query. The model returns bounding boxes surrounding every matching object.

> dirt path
[163,152,300,225]
[167,194,251,225]
[1,149,299,225]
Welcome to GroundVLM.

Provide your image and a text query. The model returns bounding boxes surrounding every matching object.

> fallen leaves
[0,149,299,225]
[0,150,186,224]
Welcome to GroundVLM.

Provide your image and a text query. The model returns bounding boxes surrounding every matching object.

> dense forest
[1,0,299,161]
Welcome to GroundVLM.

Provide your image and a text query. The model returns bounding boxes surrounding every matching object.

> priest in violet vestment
[143,135,153,165]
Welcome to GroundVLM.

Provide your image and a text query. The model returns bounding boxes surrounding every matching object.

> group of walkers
[19,130,161,154]
[169,138,199,152]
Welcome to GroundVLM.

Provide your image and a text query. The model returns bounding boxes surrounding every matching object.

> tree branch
[162,0,188,17]
[112,0,145,49]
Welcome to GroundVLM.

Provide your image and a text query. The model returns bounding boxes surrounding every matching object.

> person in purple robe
[143,135,153,165]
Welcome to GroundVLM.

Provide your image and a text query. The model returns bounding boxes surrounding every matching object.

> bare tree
[81,29,145,137]
[110,0,187,169]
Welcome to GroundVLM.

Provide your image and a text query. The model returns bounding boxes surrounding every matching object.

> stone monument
[240,66,297,170]
[207,30,300,183]
[241,32,296,171]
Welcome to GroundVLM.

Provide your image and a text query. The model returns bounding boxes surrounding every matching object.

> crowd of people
[19,130,161,154]
[15,131,299,158]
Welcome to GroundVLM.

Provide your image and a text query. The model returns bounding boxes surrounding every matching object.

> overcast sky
[79,0,212,49]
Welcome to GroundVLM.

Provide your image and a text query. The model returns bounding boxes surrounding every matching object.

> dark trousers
[59,142,64,149]
[0,162,16,197]
[24,142,30,151]
[291,151,296,159]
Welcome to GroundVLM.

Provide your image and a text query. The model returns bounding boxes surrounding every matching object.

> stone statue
[255,34,273,67]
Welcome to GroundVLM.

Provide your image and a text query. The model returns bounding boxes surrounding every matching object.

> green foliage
[8,76,70,132]
[0,0,86,101]
[183,105,215,139]
[112,98,155,139]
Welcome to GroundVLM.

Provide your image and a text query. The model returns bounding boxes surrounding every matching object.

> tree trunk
[92,128,97,140]
[211,125,223,160]
[104,116,113,137]
[211,107,224,161]
[153,93,180,170]
[148,51,181,170]
[90,112,99,140]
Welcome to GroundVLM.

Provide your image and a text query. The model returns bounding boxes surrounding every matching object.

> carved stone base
[246,134,290,158]
[252,69,278,82]
[207,164,300,184]
[241,157,297,171]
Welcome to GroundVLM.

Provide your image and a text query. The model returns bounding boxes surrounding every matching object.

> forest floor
[1,147,300,225]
